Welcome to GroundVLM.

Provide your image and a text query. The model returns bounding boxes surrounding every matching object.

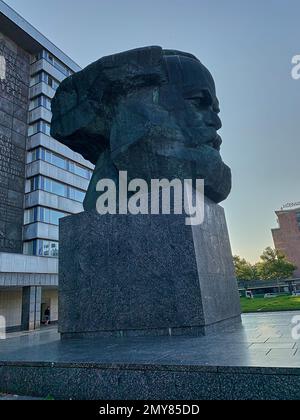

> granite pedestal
[59,198,241,339]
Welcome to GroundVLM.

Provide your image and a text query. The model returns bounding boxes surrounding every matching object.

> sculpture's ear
[51,46,167,164]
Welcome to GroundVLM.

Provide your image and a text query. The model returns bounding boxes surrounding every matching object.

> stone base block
[59,198,241,338]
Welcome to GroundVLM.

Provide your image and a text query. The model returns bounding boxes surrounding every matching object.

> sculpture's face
[163,56,222,151]
[111,56,231,203]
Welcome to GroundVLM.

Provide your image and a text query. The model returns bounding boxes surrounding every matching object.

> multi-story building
[272,205,300,278]
[0,0,93,331]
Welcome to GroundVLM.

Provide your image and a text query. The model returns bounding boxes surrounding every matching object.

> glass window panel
[68,161,75,172]
[52,180,67,196]
[24,241,34,255]
[30,73,41,87]
[44,123,51,136]
[35,239,59,257]
[40,148,45,160]
[24,209,33,225]
[50,210,65,225]
[43,177,51,193]
[28,124,37,136]
[37,240,44,256]
[29,148,40,162]
[74,164,88,178]
[52,153,67,170]
[53,79,59,90]
[29,97,38,110]
[50,242,59,257]
[43,241,50,256]
[44,149,52,163]
[45,97,52,110]
[69,188,85,203]
[39,207,45,223]
[30,177,39,191]
[42,208,49,223]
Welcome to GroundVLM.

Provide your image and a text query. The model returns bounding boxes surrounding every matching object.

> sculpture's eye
[190,97,210,109]
[186,89,213,110]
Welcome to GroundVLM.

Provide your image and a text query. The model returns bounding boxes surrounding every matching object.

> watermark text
[96,172,205,226]
[292,315,300,340]
[0,316,6,340]
[292,55,300,80]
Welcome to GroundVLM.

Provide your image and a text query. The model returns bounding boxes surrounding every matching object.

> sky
[4,0,300,263]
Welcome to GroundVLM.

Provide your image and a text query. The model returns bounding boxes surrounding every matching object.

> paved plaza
[0,312,299,367]
[0,312,299,399]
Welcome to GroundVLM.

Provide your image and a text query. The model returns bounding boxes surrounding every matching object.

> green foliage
[256,247,296,281]
[233,255,258,281]
[234,247,297,281]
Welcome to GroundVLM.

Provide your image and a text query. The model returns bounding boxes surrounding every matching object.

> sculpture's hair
[163,49,199,62]
[51,46,200,164]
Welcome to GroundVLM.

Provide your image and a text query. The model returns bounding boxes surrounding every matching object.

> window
[28,120,51,137]
[30,176,40,191]
[24,241,35,256]
[42,72,60,90]
[44,177,67,197]
[42,208,67,225]
[30,71,60,90]
[24,208,36,225]
[28,148,40,163]
[29,95,52,111]
[28,147,93,179]
[30,73,41,87]
[69,187,86,203]
[73,163,92,179]
[24,240,59,258]
[24,207,68,226]
[51,152,67,170]
[33,50,74,77]
[29,176,85,203]
[38,240,59,257]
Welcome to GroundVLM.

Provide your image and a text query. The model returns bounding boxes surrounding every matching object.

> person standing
[44,307,51,325]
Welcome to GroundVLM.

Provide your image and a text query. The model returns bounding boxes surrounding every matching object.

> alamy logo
[96,172,205,226]
[292,55,300,80]
[0,55,6,81]
[0,316,6,340]
[292,315,300,340]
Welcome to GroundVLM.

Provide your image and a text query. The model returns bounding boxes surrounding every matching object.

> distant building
[0,1,93,332]
[272,206,300,278]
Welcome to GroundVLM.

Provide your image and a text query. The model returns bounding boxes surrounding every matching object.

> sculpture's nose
[206,110,222,131]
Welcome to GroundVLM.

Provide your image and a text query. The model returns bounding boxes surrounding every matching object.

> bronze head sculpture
[51,46,231,209]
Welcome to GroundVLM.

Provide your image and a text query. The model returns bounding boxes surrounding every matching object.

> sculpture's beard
[110,126,231,204]
[187,133,222,152]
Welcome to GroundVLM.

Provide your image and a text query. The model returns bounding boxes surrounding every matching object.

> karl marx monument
[51,46,241,338]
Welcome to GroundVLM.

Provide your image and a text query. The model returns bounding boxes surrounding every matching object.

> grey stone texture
[0,33,30,253]
[59,197,241,338]
[21,286,42,331]
[51,46,232,208]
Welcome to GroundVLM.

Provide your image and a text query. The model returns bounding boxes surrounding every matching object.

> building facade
[0,0,93,331]
[272,207,300,278]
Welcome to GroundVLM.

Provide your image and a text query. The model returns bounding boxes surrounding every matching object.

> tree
[256,247,296,281]
[233,256,258,281]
